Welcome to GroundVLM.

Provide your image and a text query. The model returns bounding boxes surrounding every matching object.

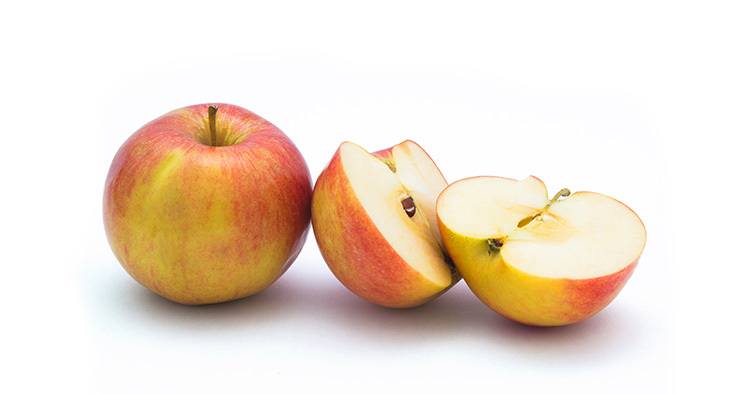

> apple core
[489,187,572,255]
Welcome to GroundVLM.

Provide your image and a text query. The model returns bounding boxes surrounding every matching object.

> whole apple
[104,104,311,305]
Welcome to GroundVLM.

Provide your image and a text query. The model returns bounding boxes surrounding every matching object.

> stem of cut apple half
[487,188,571,254]
[208,105,218,147]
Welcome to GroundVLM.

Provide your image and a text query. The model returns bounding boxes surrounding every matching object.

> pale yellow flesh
[390,143,447,247]
[340,141,451,286]
[437,176,646,279]
[436,176,549,239]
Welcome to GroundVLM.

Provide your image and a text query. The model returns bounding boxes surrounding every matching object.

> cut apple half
[312,140,455,308]
[437,176,646,325]
[341,141,451,284]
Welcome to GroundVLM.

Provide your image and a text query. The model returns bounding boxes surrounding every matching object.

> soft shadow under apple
[82,257,642,363]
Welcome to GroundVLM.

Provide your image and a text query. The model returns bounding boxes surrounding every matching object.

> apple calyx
[487,238,503,254]
[208,105,218,146]
[487,187,571,255]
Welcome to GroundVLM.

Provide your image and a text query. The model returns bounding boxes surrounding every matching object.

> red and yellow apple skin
[438,186,643,327]
[104,104,311,305]
[311,142,454,308]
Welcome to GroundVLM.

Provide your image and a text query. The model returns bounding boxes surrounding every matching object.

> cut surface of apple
[342,141,451,285]
[312,140,454,307]
[437,176,646,325]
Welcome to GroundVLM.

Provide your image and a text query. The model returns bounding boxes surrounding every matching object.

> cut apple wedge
[312,140,456,308]
[437,176,646,326]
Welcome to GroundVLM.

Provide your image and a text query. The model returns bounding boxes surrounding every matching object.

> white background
[1,1,747,393]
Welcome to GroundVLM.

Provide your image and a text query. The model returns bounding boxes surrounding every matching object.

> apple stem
[548,188,571,207]
[208,105,218,147]
[540,188,571,213]
[516,188,571,229]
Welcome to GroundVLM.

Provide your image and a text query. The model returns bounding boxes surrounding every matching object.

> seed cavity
[401,196,416,217]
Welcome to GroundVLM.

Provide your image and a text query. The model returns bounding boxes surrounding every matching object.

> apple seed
[401,196,416,217]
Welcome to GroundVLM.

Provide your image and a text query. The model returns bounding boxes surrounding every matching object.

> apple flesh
[104,104,312,305]
[437,176,646,326]
[312,140,456,308]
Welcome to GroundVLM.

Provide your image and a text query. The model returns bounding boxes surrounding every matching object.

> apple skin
[311,142,454,308]
[104,104,312,305]
[438,187,641,327]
